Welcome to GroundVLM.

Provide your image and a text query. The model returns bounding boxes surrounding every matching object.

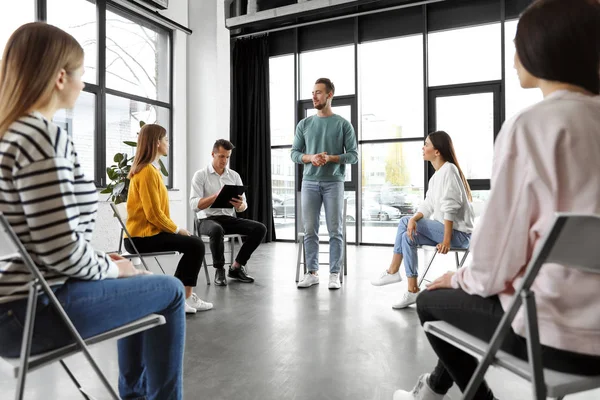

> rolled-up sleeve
[189,170,205,213]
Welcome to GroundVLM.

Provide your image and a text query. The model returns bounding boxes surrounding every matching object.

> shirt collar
[208,163,229,176]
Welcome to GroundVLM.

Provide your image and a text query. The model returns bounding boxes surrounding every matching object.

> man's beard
[314,101,325,110]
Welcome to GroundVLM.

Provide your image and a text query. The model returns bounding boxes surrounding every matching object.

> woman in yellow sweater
[125,124,212,314]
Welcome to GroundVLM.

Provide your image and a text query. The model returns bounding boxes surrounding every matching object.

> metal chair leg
[296,238,303,282]
[202,256,211,285]
[60,360,93,400]
[418,249,439,287]
[16,282,39,400]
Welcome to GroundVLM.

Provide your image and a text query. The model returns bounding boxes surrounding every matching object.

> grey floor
[1,242,599,400]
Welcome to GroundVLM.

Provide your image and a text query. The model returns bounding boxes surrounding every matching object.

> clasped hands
[311,152,329,167]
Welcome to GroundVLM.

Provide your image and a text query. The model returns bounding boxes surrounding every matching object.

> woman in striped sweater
[124,123,212,313]
[0,23,185,399]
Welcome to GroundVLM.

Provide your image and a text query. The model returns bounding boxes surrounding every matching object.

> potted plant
[101,121,169,204]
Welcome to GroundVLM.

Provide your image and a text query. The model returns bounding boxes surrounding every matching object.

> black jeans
[417,289,600,400]
[197,216,267,269]
[125,232,205,287]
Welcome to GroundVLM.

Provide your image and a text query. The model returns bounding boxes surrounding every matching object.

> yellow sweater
[126,164,177,237]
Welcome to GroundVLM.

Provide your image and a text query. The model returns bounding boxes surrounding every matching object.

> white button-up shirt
[189,164,246,219]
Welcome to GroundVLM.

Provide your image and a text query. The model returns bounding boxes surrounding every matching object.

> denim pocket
[0,309,25,358]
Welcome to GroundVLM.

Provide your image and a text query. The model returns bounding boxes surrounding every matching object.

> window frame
[38,0,174,188]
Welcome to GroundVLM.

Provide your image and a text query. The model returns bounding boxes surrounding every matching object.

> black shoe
[214,267,227,286]
[228,266,254,283]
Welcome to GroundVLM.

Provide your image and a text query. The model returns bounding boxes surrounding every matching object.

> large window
[45,0,173,186]
[266,0,534,244]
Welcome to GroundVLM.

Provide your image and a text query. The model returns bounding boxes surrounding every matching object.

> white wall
[186,0,231,229]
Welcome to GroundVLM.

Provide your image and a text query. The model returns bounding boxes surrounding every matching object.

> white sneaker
[371,269,402,286]
[186,293,213,312]
[184,302,197,314]
[393,374,449,400]
[392,291,420,309]
[297,272,319,288]
[328,273,341,290]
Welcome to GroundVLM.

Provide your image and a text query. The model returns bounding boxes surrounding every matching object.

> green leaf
[107,168,117,181]
[158,159,169,177]
[113,181,125,196]
[139,120,145,128]
[119,157,128,169]
[123,141,137,147]
[113,153,124,163]
[100,187,112,194]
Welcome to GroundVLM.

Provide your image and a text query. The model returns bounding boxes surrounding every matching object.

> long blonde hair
[0,22,83,135]
[129,124,167,178]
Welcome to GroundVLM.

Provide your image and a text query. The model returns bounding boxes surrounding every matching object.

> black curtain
[230,35,275,241]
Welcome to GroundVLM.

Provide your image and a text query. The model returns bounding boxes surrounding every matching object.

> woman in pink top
[393,1,600,399]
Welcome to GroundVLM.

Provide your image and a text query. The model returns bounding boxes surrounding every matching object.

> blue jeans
[0,275,185,400]
[301,180,344,273]
[394,216,471,277]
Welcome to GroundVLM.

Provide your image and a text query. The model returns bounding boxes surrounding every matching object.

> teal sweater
[291,114,358,182]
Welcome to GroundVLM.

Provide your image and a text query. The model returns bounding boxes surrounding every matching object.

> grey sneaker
[297,272,319,288]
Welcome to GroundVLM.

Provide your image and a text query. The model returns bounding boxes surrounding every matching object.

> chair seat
[424,321,600,398]
[200,234,243,243]
[419,245,469,252]
[0,314,165,379]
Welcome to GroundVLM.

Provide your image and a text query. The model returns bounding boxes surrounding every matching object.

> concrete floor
[1,242,598,399]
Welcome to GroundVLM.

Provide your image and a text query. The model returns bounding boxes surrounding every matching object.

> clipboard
[211,185,248,208]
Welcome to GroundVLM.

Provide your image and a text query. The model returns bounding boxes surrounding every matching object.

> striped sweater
[0,112,118,304]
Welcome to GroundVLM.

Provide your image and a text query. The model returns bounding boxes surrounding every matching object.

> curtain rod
[108,0,192,35]
[230,0,447,39]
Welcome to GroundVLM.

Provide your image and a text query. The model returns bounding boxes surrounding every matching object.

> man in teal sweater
[291,78,358,290]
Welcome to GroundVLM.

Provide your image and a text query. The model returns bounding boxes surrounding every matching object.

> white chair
[417,245,470,287]
[0,213,166,400]
[423,213,600,400]
[192,218,246,283]
[296,198,348,283]
[110,202,191,279]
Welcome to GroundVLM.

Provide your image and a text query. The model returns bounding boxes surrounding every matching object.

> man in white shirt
[189,139,267,286]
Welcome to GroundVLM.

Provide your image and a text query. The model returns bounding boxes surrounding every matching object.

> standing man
[190,139,267,286]
[291,78,358,290]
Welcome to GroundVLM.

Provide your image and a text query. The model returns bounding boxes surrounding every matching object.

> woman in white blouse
[372,131,474,309]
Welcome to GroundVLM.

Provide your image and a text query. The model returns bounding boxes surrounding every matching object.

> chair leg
[418,249,438,288]
[296,238,303,282]
[153,257,166,275]
[16,283,39,400]
[60,360,93,400]
[203,257,211,285]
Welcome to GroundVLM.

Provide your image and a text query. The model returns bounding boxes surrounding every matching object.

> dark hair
[315,78,335,95]
[515,0,600,94]
[428,131,472,202]
[213,139,235,152]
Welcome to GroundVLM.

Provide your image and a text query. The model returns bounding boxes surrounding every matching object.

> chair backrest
[532,213,600,275]
[112,202,128,224]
